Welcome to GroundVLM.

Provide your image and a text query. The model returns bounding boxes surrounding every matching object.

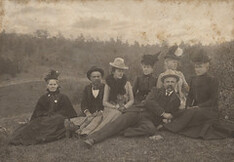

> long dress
[9,90,77,145]
[84,81,133,135]
[132,74,157,104]
[70,74,133,136]
[164,73,234,139]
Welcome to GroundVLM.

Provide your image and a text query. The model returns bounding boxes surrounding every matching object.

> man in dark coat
[83,71,181,148]
[81,66,105,116]
[64,66,105,137]
[164,48,234,139]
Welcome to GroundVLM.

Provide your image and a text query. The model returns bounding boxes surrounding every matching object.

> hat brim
[87,68,104,80]
[109,63,129,70]
[161,74,179,82]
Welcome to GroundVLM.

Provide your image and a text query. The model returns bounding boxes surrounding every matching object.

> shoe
[156,124,163,131]
[149,135,164,141]
[83,139,95,149]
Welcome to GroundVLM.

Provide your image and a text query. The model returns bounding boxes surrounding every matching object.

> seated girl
[9,70,77,145]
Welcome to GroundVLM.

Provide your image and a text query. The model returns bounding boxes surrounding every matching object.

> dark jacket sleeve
[57,94,77,118]
[144,87,165,116]
[81,86,89,113]
[198,77,219,108]
[186,79,194,107]
[132,77,139,97]
[30,95,47,120]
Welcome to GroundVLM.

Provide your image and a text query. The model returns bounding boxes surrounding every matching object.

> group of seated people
[9,46,234,147]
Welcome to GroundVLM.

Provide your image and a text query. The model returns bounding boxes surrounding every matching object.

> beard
[92,80,102,88]
[166,85,174,92]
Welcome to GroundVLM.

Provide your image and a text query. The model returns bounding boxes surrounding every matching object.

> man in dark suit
[83,70,181,148]
[65,66,105,137]
[81,66,105,116]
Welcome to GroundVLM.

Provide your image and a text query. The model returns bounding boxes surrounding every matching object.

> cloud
[2,0,234,45]
[73,17,110,29]
[10,6,59,16]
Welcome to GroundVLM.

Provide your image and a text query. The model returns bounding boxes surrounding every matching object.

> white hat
[109,57,129,70]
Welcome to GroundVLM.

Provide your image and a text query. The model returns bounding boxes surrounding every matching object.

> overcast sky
[2,0,234,45]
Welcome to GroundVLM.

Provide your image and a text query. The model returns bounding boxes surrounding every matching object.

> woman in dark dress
[9,70,77,145]
[133,53,159,104]
[164,49,234,139]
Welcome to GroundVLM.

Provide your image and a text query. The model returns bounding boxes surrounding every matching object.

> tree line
[0,30,233,113]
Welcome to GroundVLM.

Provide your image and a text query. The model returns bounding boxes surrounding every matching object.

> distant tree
[34,30,49,39]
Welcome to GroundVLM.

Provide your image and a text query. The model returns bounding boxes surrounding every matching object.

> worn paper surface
[1,0,234,45]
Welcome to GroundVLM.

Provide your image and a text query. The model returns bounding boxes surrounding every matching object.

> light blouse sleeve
[178,71,189,92]
[156,73,164,88]
[102,84,116,109]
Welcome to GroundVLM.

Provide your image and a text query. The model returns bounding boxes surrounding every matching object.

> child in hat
[157,45,189,109]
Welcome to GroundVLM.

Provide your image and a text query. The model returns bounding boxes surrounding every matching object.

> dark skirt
[164,108,234,140]
[9,114,66,145]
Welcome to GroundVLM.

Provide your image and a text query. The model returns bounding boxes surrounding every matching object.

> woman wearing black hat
[9,70,77,145]
[164,49,234,139]
[133,53,159,104]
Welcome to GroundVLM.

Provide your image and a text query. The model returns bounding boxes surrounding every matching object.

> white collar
[166,90,173,96]
[92,88,99,98]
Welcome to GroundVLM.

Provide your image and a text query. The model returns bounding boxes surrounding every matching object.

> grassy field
[0,80,234,162]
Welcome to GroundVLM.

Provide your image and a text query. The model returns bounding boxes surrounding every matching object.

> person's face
[194,63,209,76]
[90,71,102,86]
[113,68,124,79]
[163,77,177,91]
[47,79,59,92]
[165,59,178,70]
[141,64,154,75]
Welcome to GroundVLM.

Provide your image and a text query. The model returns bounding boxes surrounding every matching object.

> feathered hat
[164,45,183,60]
[44,70,60,82]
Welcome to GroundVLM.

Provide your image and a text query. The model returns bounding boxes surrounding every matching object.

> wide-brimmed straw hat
[160,69,180,82]
[109,57,129,70]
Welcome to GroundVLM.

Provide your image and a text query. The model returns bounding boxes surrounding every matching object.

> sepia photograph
[0,0,234,161]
